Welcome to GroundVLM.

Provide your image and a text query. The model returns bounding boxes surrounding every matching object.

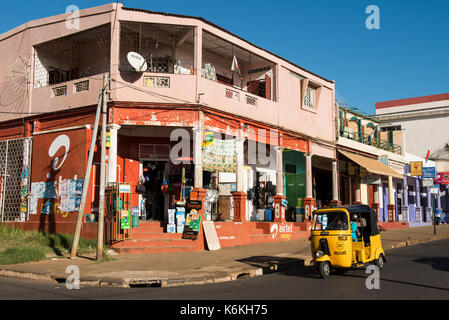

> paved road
[1,239,449,301]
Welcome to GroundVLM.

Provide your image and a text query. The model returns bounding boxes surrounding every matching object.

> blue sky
[1,0,448,115]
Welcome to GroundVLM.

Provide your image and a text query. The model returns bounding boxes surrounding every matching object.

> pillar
[446,185,449,214]
[371,184,380,221]
[193,127,203,189]
[415,177,421,222]
[273,146,286,223]
[425,186,432,222]
[107,124,120,184]
[353,176,361,204]
[402,166,409,222]
[304,153,315,220]
[437,186,442,210]
[329,160,341,206]
[191,112,206,220]
[233,135,247,222]
[387,176,396,222]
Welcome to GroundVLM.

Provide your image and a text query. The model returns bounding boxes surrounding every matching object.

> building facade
[337,105,408,228]
[375,93,449,223]
[0,4,339,251]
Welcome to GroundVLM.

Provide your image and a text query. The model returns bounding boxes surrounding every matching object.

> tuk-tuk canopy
[342,204,380,236]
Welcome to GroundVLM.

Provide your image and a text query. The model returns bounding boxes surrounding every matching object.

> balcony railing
[340,127,402,155]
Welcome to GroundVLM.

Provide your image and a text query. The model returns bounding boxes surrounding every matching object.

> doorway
[142,161,168,221]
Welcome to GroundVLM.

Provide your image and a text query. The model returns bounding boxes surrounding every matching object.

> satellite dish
[127,52,148,72]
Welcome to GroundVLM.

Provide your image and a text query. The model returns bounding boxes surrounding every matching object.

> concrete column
[415,177,421,222]
[276,146,284,195]
[330,160,341,206]
[236,136,245,193]
[402,166,409,222]
[273,146,286,223]
[107,124,121,184]
[387,176,396,222]
[193,121,203,189]
[304,153,315,220]
[425,187,432,222]
[305,153,313,198]
[233,134,247,223]
[354,177,361,204]
[437,186,442,210]
[372,184,380,221]
[446,186,449,214]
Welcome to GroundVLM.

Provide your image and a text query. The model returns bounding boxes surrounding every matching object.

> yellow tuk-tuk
[310,204,386,278]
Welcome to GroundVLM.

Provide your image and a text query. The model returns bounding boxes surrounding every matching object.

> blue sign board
[422,167,436,179]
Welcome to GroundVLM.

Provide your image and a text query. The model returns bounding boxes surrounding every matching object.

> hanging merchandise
[161,179,169,193]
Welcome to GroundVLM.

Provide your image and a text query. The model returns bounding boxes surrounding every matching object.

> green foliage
[0,246,46,265]
[0,224,99,265]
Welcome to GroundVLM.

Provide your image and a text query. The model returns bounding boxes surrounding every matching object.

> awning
[339,150,403,179]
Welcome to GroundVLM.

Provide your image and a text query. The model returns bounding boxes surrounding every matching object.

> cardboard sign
[120,210,130,229]
[182,212,202,240]
[187,200,202,210]
[202,221,220,251]
[410,161,423,176]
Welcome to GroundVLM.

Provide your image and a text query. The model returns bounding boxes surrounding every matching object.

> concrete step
[131,232,185,240]
[113,245,199,254]
[112,238,196,248]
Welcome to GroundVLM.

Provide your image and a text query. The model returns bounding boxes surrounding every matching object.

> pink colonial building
[0,3,338,253]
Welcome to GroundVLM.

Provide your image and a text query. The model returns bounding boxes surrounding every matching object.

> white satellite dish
[127,52,148,72]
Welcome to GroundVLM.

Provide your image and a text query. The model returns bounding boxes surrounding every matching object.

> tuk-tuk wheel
[374,254,385,270]
[318,262,331,278]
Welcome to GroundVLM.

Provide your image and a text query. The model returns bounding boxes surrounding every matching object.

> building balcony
[340,127,402,155]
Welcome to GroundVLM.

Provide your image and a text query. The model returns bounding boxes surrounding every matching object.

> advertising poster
[410,161,423,176]
[182,210,202,240]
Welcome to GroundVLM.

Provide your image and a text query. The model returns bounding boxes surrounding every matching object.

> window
[304,85,316,108]
[312,211,349,231]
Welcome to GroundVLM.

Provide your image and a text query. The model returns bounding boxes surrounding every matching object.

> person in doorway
[350,214,360,242]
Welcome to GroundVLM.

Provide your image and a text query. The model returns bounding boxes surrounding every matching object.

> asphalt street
[1,238,448,301]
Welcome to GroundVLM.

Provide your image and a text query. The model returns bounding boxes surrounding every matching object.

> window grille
[74,80,89,93]
[225,89,239,101]
[52,85,67,97]
[304,86,315,108]
[0,138,33,222]
[143,76,170,88]
[246,95,257,106]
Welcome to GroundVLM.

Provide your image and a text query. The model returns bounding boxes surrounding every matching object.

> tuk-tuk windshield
[312,211,349,231]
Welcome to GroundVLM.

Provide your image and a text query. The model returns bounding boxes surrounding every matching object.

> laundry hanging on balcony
[231,55,242,81]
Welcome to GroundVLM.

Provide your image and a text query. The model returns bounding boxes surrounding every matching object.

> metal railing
[340,127,402,155]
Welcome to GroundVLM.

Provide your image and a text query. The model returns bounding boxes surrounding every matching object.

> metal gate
[0,137,33,222]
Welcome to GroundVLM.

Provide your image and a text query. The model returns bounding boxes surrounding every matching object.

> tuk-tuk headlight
[316,250,324,258]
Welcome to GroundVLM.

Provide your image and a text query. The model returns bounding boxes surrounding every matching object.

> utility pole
[70,74,108,259]
[97,74,109,260]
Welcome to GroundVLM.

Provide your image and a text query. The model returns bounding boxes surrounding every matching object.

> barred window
[304,85,316,108]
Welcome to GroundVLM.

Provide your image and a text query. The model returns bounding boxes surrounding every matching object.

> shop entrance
[142,160,168,221]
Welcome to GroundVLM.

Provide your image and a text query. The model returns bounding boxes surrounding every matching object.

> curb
[1,235,448,288]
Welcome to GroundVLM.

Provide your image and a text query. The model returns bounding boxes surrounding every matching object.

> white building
[374,93,449,172]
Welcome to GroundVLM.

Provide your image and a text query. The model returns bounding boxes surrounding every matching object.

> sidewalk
[1,224,449,288]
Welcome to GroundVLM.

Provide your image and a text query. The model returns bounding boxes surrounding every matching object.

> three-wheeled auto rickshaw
[310,204,386,278]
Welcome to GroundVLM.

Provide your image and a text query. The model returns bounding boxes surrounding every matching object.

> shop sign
[410,161,423,176]
[182,212,202,240]
[119,184,131,194]
[187,200,202,210]
[202,131,214,147]
[422,167,436,179]
[422,179,434,187]
[120,210,130,229]
[434,172,449,185]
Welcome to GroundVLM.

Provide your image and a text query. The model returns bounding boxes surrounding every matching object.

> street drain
[129,280,162,288]
[236,273,250,280]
